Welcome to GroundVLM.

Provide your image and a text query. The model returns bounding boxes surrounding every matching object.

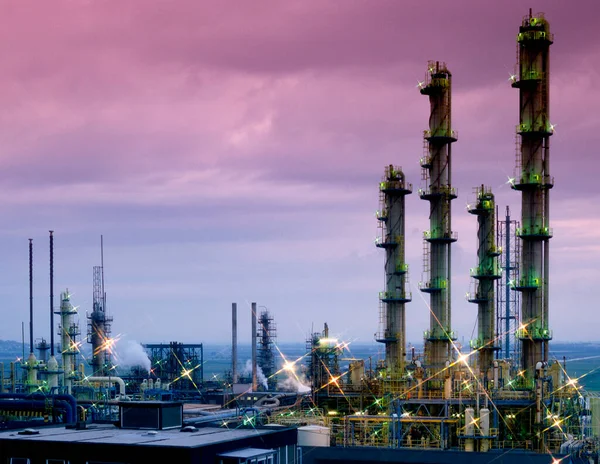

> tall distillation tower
[467,186,501,380]
[510,10,553,379]
[375,165,412,377]
[418,61,458,381]
[257,307,277,390]
[56,290,80,393]
[88,265,113,375]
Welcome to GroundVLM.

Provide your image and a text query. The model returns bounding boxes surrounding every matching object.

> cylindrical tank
[298,425,331,447]
[27,352,38,392]
[465,407,475,452]
[444,376,452,399]
[47,356,59,390]
[58,291,79,393]
[350,360,365,385]
[480,408,490,452]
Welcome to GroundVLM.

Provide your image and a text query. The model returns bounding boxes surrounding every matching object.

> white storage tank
[480,408,490,452]
[298,425,331,447]
[464,407,475,452]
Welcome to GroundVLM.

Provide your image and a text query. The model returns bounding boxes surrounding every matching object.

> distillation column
[510,11,553,379]
[375,165,412,377]
[88,265,113,376]
[418,61,457,381]
[257,308,277,390]
[467,186,501,380]
[57,290,80,393]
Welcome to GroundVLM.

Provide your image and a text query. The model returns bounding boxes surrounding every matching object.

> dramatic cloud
[0,0,598,348]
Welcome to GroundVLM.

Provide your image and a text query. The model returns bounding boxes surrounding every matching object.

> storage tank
[480,408,490,452]
[349,360,365,385]
[465,407,475,452]
[298,425,331,447]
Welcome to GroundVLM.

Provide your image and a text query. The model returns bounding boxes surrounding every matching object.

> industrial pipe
[0,399,73,424]
[0,393,77,417]
[83,376,126,397]
[0,394,76,423]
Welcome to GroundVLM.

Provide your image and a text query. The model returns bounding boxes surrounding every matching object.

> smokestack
[251,302,257,391]
[28,239,33,354]
[49,231,54,357]
[232,303,238,383]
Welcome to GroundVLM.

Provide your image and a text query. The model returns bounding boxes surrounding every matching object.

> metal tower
[56,290,80,393]
[375,165,412,378]
[306,323,341,398]
[257,308,277,390]
[87,265,113,376]
[418,61,457,381]
[467,186,501,380]
[510,10,553,379]
[497,206,520,361]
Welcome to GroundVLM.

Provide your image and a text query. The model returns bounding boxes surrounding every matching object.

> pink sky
[0,0,598,347]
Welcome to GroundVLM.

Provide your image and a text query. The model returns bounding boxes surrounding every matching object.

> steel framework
[144,342,204,391]
[497,206,521,362]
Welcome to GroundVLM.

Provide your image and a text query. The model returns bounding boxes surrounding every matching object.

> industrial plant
[0,10,598,464]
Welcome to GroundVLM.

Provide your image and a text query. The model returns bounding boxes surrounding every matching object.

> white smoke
[278,375,311,393]
[113,338,151,371]
[243,359,268,390]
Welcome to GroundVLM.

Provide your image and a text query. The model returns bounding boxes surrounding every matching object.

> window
[10,459,30,464]
[47,461,68,464]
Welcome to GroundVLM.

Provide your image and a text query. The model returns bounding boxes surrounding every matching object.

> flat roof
[218,448,276,458]
[0,424,293,449]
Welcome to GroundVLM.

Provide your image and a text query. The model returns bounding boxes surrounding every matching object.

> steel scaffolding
[87,265,113,376]
[143,342,204,391]
[497,206,520,362]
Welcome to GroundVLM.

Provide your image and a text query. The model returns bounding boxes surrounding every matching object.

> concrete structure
[510,9,554,379]
[418,61,458,383]
[375,165,412,378]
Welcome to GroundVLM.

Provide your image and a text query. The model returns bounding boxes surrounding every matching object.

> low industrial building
[0,423,299,464]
